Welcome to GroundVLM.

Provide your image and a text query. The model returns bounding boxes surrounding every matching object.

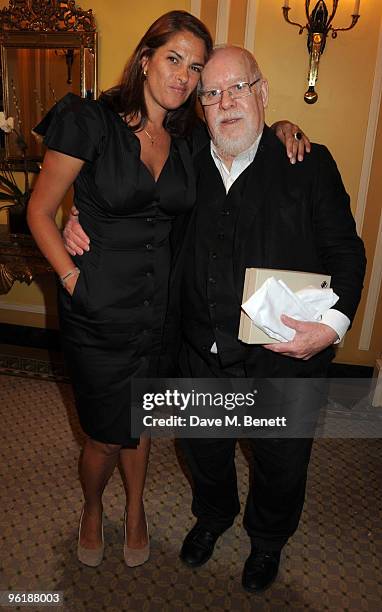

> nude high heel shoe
[77,507,104,567]
[123,509,150,567]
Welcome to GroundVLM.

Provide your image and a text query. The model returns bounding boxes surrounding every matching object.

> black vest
[182,145,256,368]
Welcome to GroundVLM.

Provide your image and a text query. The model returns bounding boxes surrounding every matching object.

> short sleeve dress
[34,93,196,447]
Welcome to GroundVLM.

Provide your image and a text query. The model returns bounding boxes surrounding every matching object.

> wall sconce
[282,1,361,104]
[54,48,76,85]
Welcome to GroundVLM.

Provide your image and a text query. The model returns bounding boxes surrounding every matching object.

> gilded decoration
[0,226,52,293]
[0,0,95,33]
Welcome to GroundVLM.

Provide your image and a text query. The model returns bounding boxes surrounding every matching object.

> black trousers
[179,341,317,552]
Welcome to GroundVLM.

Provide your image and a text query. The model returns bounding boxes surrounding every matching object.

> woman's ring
[294,131,303,141]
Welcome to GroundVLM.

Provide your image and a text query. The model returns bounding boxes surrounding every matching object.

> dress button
[211,252,217,259]
[201,345,207,351]
[221,209,230,216]
[145,243,153,250]
[146,271,153,277]
[143,300,150,307]
[146,217,154,223]
[208,277,216,284]
[209,302,216,308]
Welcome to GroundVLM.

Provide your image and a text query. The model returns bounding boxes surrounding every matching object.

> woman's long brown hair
[99,10,212,138]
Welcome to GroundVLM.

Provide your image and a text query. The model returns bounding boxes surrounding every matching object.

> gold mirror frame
[0,0,97,170]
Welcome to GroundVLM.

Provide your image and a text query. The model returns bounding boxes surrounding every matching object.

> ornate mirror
[0,0,97,169]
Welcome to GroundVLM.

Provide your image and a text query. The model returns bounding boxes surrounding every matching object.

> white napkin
[242,277,339,342]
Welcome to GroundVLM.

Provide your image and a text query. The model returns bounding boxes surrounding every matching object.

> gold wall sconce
[282,1,361,104]
[55,48,77,84]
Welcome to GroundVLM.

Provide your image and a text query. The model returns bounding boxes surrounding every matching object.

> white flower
[0,112,14,133]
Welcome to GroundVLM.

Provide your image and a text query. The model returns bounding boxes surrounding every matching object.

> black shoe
[242,548,281,593]
[180,523,221,568]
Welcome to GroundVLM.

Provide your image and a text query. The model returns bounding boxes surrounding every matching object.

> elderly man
[174,46,365,593]
[63,46,365,593]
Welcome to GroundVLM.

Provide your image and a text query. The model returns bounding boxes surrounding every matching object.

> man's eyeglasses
[198,78,261,107]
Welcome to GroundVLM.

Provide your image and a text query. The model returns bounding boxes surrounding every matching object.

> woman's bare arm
[27,149,85,295]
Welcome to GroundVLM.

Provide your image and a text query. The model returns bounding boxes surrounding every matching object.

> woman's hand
[271,120,311,164]
[63,206,90,256]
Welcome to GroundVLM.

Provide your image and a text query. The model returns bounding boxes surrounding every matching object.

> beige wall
[1,0,381,367]
[354,95,382,365]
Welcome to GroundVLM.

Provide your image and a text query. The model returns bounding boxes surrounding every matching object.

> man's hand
[63,206,90,256]
[263,315,338,360]
[271,120,311,164]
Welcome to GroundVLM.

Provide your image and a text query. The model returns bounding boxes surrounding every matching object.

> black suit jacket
[163,126,366,376]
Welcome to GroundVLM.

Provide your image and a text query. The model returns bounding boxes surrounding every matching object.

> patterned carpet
[0,373,381,612]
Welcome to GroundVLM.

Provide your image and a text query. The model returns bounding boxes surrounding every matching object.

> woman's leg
[79,438,121,548]
[119,436,151,548]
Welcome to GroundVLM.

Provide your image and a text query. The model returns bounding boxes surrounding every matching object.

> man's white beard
[212,115,257,159]
[213,132,255,158]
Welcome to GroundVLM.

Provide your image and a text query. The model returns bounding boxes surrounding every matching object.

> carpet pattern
[0,374,381,611]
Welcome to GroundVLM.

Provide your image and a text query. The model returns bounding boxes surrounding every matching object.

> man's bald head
[200,45,262,91]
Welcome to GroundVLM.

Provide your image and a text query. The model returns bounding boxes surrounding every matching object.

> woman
[28,10,308,569]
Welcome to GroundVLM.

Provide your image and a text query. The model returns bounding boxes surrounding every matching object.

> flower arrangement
[0,111,30,206]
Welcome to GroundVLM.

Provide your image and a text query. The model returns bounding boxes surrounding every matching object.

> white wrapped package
[241,277,339,342]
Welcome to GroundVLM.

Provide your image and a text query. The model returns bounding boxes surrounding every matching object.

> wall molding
[355,12,382,351]
[244,0,257,53]
[359,211,382,350]
[0,302,46,314]
[190,0,201,19]
[215,0,231,45]
[355,12,382,233]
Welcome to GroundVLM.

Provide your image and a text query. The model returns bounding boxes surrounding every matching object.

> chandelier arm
[305,0,311,24]
[282,7,306,33]
[326,0,339,31]
[330,15,360,35]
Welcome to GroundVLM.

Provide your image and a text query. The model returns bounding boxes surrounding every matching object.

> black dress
[34,93,195,446]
